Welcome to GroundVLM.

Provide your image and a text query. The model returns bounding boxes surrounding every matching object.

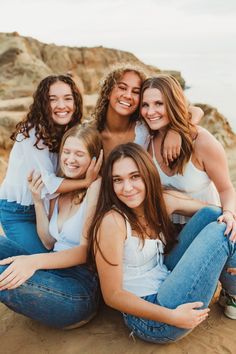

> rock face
[198,104,236,147]
[0,31,185,100]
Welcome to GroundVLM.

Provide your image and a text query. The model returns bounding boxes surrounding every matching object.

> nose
[67,153,76,163]
[123,89,132,99]
[123,179,133,193]
[57,98,66,109]
[147,105,156,117]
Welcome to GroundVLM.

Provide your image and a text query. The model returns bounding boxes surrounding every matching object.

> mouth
[54,111,71,117]
[118,100,131,108]
[64,164,80,171]
[148,116,162,122]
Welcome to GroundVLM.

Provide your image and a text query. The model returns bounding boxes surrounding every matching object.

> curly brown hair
[11,75,83,153]
[93,65,147,132]
[140,75,197,174]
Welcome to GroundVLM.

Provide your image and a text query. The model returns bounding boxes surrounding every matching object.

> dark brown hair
[11,75,83,153]
[140,75,196,174]
[87,142,177,265]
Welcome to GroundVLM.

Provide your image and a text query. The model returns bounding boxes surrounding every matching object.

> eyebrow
[117,81,140,90]
[49,94,73,97]
[112,170,140,177]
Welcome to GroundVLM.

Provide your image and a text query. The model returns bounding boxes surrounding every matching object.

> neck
[106,106,132,133]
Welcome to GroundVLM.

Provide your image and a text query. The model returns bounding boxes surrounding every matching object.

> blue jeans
[123,207,236,344]
[0,237,100,328]
[0,199,49,253]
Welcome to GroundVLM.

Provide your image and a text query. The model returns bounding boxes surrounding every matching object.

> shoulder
[194,127,225,158]
[99,210,127,240]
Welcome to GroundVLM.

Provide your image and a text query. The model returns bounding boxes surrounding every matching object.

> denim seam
[23,282,94,301]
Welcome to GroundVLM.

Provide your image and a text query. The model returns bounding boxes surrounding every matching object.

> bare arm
[28,172,56,250]
[189,105,204,125]
[163,190,208,216]
[194,128,236,238]
[95,211,209,329]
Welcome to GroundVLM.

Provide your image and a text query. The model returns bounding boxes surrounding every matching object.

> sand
[0,146,236,354]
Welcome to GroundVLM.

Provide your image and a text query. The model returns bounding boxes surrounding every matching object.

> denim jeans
[0,237,100,328]
[0,199,49,253]
[123,206,236,344]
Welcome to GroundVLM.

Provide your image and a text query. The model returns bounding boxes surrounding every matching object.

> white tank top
[151,139,220,224]
[49,193,88,252]
[123,220,170,297]
[134,121,150,149]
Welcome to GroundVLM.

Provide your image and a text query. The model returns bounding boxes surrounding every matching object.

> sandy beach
[0,146,236,354]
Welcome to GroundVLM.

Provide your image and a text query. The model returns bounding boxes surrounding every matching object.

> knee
[196,206,222,220]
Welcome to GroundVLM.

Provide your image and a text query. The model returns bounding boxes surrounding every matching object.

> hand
[217,212,236,242]
[163,130,181,166]
[28,171,44,203]
[227,267,236,275]
[171,302,210,329]
[0,255,38,290]
[85,149,103,187]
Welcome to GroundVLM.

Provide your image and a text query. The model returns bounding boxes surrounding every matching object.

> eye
[131,174,141,180]
[156,101,163,107]
[141,102,148,108]
[65,97,73,101]
[117,85,126,91]
[113,178,122,184]
[49,97,57,102]
[132,89,140,95]
[62,150,70,155]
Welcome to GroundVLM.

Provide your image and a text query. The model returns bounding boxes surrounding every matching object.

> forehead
[112,157,139,175]
[63,136,87,152]
[118,71,142,87]
[143,88,163,101]
[49,81,73,96]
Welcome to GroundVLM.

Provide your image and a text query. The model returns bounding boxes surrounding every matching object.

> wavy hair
[93,65,147,132]
[11,75,83,153]
[140,75,196,174]
[87,142,177,266]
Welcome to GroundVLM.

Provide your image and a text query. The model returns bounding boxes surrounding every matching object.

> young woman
[88,143,236,344]
[140,75,236,225]
[0,124,102,329]
[93,65,203,159]
[0,75,101,253]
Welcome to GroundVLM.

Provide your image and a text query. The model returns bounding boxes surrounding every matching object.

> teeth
[149,117,161,121]
[55,112,69,117]
[119,100,131,107]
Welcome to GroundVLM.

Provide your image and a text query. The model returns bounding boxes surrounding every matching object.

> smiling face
[141,88,170,132]
[49,81,75,125]
[108,71,141,117]
[112,157,146,212]
[60,136,91,179]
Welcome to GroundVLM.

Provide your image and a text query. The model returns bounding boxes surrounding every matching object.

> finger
[0,257,14,266]
[227,267,236,275]
[6,277,25,290]
[229,222,236,242]
[27,170,34,182]
[175,146,181,157]
[191,301,204,309]
[0,274,20,290]
[162,151,169,166]
[224,220,233,236]
[166,148,174,162]
[0,271,17,289]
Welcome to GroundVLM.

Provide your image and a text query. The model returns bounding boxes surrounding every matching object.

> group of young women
[0,66,235,343]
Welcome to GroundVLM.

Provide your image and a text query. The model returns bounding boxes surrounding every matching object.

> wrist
[222,209,236,219]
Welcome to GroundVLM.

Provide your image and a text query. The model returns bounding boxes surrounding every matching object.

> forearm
[31,245,87,270]
[34,201,55,249]
[56,178,89,193]
[219,188,236,214]
[104,288,176,325]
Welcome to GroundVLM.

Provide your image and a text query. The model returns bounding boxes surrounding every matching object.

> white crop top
[123,220,170,297]
[49,193,88,252]
[151,139,220,224]
[0,128,64,206]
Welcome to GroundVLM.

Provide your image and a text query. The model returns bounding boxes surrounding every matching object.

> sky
[1,0,236,129]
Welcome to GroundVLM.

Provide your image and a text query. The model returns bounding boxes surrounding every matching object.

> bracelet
[223,209,236,220]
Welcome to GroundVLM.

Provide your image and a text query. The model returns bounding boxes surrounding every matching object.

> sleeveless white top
[49,193,88,252]
[0,128,64,206]
[123,220,170,297]
[151,140,220,224]
[134,121,150,149]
